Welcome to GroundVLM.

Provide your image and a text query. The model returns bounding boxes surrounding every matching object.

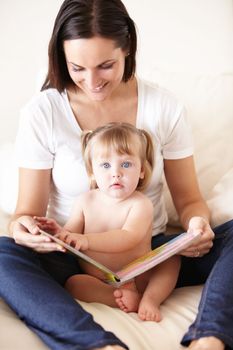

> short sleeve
[137,80,193,160]
[15,94,54,169]
[161,104,194,160]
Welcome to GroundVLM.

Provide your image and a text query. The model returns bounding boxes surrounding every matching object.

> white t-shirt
[15,78,193,235]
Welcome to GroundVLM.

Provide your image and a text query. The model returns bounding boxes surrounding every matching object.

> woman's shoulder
[138,78,182,108]
[19,89,70,128]
[22,88,65,112]
[137,77,186,132]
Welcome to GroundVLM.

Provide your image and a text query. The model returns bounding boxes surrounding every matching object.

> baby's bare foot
[114,286,141,313]
[188,336,225,350]
[138,295,162,322]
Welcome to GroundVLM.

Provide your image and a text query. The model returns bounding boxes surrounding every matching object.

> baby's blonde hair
[81,122,155,191]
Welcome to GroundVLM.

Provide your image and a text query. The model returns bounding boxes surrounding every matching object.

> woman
[0,0,232,349]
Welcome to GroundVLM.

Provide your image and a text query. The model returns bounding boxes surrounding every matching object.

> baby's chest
[84,205,130,232]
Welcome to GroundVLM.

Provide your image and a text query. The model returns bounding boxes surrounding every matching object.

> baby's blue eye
[101,162,111,169]
[122,162,131,168]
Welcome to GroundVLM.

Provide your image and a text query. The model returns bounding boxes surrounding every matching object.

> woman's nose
[86,71,101,89]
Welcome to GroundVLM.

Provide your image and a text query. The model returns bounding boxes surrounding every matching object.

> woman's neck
[67,78,138,130]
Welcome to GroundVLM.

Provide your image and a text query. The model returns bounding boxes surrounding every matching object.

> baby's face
[91,149,144,201]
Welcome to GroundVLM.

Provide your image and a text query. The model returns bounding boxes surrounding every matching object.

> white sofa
[0,0,232,349]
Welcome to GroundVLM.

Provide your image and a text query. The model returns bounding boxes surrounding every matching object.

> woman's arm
[164,156,214,257]
[9,168,64,252]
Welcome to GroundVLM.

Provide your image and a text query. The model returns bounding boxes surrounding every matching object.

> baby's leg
[138,255,181,322]
[113,281,142,313]
[65,274,117,307]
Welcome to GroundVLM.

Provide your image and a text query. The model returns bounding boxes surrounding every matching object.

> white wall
[0,0,63,145]
[0,0,232,145]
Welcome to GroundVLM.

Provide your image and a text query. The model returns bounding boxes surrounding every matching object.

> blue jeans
[152,219,233,349]
[0,237,128,350]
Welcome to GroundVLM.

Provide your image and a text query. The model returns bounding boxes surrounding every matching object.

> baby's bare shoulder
[73,189,98,207]
[132,191,153,209]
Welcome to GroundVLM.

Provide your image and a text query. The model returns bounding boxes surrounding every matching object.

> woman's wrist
[187,216,210,232]
[189,216,209,224]
[181,213,210,230]
[8,219,21,237]
[8,215,31,236]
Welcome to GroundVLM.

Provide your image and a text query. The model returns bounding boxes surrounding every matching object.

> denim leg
[181,219,233,349]
[0,237,128,350]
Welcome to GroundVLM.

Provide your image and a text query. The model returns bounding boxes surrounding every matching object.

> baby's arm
[84,196,153,253]
[63,196,85,233]
[35,194,153,253]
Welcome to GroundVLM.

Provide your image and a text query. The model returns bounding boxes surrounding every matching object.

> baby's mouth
[111,182,123,189]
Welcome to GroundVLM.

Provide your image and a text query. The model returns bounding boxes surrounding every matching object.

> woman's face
[64,37,127,101]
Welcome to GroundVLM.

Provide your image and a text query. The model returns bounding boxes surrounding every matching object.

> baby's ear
[90,173,95,181]
[140,166,145,179]
[89,174,97,189]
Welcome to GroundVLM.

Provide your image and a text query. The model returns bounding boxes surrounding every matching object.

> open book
[40,229,200,286]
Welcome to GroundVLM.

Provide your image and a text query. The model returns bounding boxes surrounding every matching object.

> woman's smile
[64,37,127,101]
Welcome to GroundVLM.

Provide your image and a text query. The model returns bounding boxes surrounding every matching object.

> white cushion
[0,286,202,350]
[207,168,233,227]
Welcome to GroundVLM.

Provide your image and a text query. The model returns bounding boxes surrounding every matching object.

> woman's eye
[100,64,114,70]
[71,66,84,72]
[122,162,131,168]
[101,162,111,169]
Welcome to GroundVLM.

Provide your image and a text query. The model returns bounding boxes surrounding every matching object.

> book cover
[40,229,200,286]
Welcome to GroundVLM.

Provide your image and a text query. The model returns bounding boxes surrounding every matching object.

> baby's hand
[34,216,62,235]
[57,232,89,251]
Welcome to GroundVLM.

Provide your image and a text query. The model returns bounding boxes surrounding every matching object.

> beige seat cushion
[0,285,202,350]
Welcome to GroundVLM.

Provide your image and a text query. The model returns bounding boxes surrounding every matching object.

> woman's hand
[11,215,65,253]
[180,216,215,258]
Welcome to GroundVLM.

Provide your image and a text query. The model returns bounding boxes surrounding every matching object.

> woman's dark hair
[41,0,137,92]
